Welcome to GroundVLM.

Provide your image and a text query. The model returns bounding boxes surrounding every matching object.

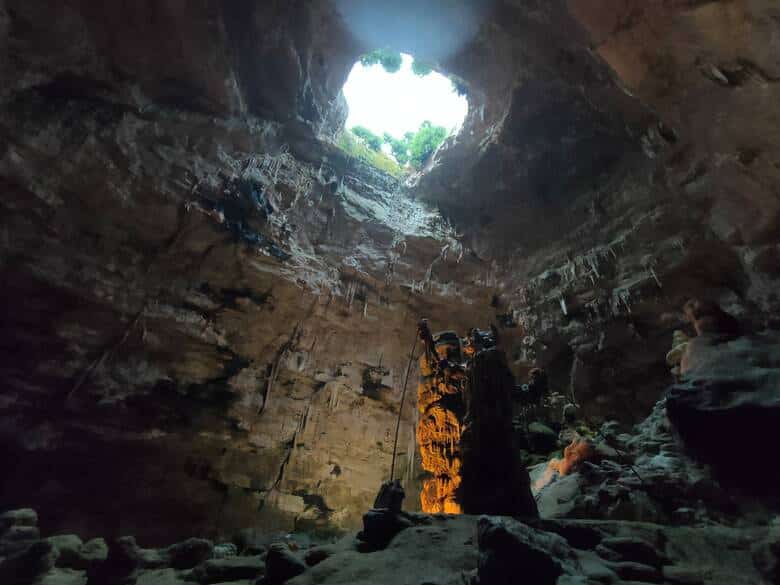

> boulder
[598,536,665,568]
[304,545,335,567]
[261,543,306,584]
[528,422,559,453]
[86,536,145,585]
[356,509,413,551]
[0,540,59,585]
[751,523,780,585]
[666,333,780,492]
[0,509,38,531]
[166,538,214,569]
[0,523,42,557]
[3,525,41,542]
[78,538,109,567]
[475,516,566,585]
[47,535,84,568]
[212,542,237,559]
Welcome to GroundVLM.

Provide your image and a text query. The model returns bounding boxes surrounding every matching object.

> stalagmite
[415,321,537,517]
[458,337,538,517]
[416,323,464,514]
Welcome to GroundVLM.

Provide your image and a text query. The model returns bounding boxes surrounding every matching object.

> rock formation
[0,0,779,567]
[459,348,538,517]
[415,322,537,517]
[667,329,780,496]
[416,324,466,514]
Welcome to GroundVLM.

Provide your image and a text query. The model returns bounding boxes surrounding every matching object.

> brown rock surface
[0,0,778,543]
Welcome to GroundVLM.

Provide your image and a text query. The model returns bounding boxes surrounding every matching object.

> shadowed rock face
[1,0,779,542]
[667,332,780,495]
[459,349,538,517]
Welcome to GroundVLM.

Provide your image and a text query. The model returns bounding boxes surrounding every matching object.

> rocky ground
[2,472,778,585]
[5,328,780,584]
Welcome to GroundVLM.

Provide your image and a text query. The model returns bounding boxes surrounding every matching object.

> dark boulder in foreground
[666,332,780,495]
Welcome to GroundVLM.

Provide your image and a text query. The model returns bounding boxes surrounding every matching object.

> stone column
[459,348,538,516]
[415,322,537,517]
[416,327,465,514]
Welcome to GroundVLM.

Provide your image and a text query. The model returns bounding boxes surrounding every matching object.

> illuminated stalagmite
[415,322,537,517]
[416,325,465,514]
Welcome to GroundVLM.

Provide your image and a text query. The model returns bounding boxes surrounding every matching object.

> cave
[1,1,780,584]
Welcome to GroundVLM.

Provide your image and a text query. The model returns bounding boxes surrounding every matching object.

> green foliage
[359,49,403,73]
[411,59,434,77]
[383,132,410,166]
[373,121,449,169]
[337,130,404,178]
[407,121,448,168]
[351,125,383,151]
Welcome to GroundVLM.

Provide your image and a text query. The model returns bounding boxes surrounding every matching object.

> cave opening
[338,49,468,177]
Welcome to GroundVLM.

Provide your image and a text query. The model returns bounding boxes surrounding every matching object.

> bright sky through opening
[343,54,468,139]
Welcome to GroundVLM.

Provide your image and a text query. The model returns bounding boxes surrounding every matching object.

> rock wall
[1,0,778,543]
[421,0,780,425]
[0,0,505,543]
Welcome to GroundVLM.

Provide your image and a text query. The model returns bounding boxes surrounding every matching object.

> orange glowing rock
[416,406,461,446]
[533,437,597,493]
[548,437,595,477]
[416,348,463,514]
[443,500,463,514]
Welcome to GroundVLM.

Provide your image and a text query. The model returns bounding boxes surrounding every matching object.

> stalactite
[586,254,600,278]
[619,289,632,314]
[648,266,662,288]
[329,385,340,411]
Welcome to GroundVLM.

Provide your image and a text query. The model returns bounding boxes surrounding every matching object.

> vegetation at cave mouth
[338,121,449,176]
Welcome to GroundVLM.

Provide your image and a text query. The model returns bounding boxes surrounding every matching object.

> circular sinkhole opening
[338,50,469,178]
